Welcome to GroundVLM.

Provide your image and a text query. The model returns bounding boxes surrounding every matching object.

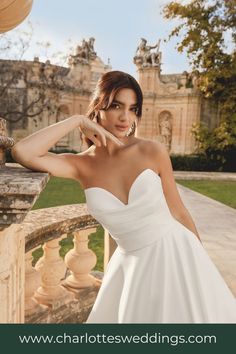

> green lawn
[32,177,86,209]
[32,177,104,271]
[31,177,236,272]
[176,180,236,209]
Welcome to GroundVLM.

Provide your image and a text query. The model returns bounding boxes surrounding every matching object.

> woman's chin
[115,132,127,139]
[113,129,128,137]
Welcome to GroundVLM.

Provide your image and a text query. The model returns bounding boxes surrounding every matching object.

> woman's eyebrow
[112,99,138,107]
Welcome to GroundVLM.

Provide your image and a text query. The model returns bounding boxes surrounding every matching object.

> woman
[11,70,236,323]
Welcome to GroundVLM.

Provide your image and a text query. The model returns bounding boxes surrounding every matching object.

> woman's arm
[12,115,83,159]
[152,141,202,244]
[11,115,84,179]
[11,114,124,180]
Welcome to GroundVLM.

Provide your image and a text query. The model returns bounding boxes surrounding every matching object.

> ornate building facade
[2,38,111,152]
[2,37,219,155]
[134,38,219,154]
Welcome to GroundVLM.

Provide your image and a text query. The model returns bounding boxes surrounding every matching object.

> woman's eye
[131,107,138,113]
[111,103,120,109]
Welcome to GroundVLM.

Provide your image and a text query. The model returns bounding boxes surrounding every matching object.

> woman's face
[98,88,138,138]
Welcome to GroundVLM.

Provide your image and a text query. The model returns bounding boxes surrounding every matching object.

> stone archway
[158,110,173,152]
[56,105,70,148]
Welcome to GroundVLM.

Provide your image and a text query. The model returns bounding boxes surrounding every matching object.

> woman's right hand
[78,115,124,147]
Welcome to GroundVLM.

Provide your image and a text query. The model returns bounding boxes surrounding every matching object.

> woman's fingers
[93,126,123,147]
[99,131,107,146]
[80,117,125,147]
[90,135,102,147]
[104,130,124,146]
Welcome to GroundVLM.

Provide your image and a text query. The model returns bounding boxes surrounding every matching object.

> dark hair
[83,70,143,147]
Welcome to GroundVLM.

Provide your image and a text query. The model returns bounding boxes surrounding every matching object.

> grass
[31,177,236,272]
[32,177,104,271]
[176,180,236,209]
[32,177,86,209]
[32,227,104,271]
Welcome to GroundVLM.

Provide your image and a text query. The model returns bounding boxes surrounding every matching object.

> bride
[11,70,236,323]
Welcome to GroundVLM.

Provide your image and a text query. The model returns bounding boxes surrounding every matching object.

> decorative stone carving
[34,237,74,308]
[158,111,172,151]
[64,228,100,289]
[22,205,103,323]
[134,38,162,69]
[25,252,46,316]
[69,37,97,65]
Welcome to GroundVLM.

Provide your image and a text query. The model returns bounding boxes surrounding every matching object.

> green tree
[163,0,236,169]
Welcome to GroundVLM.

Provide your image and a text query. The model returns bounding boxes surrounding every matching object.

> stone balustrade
[0,117,116,323]
[0,164,116,323]
[0,160,51,322]
[22,204,103,323]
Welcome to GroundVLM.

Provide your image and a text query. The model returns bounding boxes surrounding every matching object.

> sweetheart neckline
[84,168,161,206]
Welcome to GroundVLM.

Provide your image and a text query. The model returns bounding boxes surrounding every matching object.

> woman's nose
[120,109,130,121]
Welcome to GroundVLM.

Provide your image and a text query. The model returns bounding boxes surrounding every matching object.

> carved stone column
[64,228,99,289]
[0,117,51,322]
[34,238,74,307]
[25,252,46,317]
[0,224,25,322]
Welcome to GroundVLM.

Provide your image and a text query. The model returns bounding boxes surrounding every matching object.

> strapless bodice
[85,170,236,324]
[85,168,176,253]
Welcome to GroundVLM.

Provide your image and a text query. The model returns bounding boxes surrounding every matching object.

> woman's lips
[115,125,129,131]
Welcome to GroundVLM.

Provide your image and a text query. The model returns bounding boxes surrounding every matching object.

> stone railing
[1,167,115,323]
[23,204,103,323]
[0,117,117,323]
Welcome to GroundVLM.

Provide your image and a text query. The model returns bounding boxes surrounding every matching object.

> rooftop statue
[134,38,162,69]
[69,37,97,65]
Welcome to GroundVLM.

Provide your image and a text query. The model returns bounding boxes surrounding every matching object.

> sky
[2,0,192,78]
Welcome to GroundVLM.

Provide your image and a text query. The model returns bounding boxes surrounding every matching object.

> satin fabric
[85,168,236,323]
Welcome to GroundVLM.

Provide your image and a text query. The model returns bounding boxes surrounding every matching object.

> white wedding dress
[84,168,236,323]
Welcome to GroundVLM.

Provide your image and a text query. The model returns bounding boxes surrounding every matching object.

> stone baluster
[64,228,99,289]
[34,237,74,308]
[0,224,25,323]
[1,116,52,323]
[25,252,46,317]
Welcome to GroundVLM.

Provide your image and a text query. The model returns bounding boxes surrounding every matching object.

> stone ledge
[22,204,100,252]
[0,164,50,227]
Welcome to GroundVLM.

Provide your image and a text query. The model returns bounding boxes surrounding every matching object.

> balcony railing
[0,117,116,323]
[23,204,103,323]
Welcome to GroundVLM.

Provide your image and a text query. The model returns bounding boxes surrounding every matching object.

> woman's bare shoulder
[136,138,166,156]
[74,146,96,166]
